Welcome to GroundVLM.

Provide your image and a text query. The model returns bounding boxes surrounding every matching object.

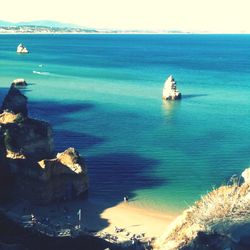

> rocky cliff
[2,114,53,161]
[155,168,250,250]
[1,86,28,116]
[0,84,88,204]
[0,125,10,200]
[17,148,89,204]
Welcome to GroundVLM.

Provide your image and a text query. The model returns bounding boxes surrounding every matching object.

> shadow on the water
[161,94,207,118]
[26,82,36,86]
[53,129,106,151]
[0,85,166,246]
[87,152,166,202]
[0,87,11,101]
[28,100,95,125]
[26,99,166,233]
[181,94,208,99]
[29,101,95,117]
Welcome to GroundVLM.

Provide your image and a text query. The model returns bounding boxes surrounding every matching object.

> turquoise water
[1,34,250,213]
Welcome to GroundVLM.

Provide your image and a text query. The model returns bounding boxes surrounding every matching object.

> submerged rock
[16,44,29,54]
[1,86,28,116]
[162,75,181,100]
[12,79,27,87]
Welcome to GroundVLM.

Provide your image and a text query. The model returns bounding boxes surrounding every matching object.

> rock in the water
[162,75,181,100]
[242,168,250,184]
[20,148,89,204]
[1,86,28,116]
[16,44,29,54]
[11,79,27,87]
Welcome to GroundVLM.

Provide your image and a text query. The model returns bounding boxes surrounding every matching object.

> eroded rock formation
[16,148,88,204]
[162,75,181,100]
[0,84,88,204]
[1,114,53,161]
[16,44,29,54]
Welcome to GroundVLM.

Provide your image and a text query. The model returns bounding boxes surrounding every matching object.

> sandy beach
[1,198,177,247]
[98,202,177,240]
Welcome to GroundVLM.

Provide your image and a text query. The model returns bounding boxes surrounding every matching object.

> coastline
[0,198,178,246]
[0,31,249,35]
[97,201,177,241]
[0,32,191,35]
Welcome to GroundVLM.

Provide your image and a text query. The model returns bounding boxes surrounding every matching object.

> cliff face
[0,126,10,200]
[155,168,250,250]
[16,148,88,204]
[0,85,88,204]
[2,116,54,161]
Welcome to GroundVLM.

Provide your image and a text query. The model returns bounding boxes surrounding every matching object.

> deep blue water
[1,34,250,213]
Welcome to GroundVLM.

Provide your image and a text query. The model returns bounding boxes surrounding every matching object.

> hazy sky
[1,0,250,32]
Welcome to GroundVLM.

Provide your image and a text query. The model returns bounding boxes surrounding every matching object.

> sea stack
[16,43,29,54]
[12,78,27,87]
[162,75,181,100]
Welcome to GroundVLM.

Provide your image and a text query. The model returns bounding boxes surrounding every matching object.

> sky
[1,0,250,32]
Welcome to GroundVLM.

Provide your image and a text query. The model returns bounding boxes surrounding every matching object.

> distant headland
[0,20,194,34]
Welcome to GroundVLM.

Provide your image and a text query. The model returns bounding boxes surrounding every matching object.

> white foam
[32,70,50,75]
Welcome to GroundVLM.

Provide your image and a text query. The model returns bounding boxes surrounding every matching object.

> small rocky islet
[16,43,29,54]
[162,75,181,100]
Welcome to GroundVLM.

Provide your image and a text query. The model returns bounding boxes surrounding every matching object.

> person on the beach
[31,214,37,225]
[124,196,129,202]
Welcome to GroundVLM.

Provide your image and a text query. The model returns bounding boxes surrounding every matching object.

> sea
[0,34,250,213]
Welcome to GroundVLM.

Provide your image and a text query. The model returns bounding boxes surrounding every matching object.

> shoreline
[0,197,178,246]
[1,32,249,35]
[97,201,178,243]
